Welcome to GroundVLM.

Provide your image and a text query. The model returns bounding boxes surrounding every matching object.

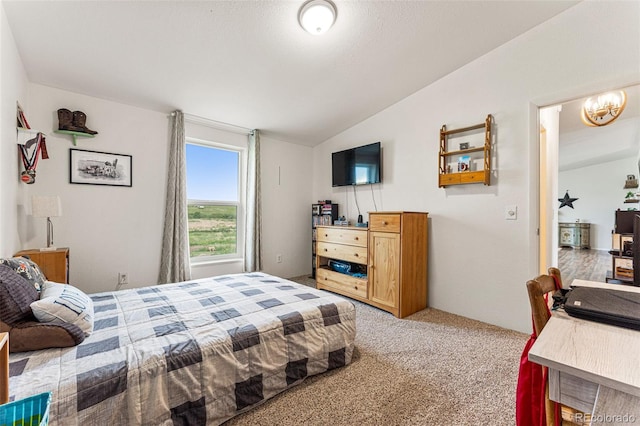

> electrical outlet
[505,205,517,220]
[118,272,128,286]
[276,254,282,263]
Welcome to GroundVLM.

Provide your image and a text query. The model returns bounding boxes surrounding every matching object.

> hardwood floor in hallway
[557,247,610,285]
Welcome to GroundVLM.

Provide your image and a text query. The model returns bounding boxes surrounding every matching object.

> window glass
[186,141,242,259]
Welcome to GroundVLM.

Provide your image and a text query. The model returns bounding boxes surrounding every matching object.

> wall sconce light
[581,90,627,127]
[31,195,62,250]
[298,0,337,35]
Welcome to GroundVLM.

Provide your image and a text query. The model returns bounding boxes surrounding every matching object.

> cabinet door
[369,231,400,310]
[580,227,590,248]
[559,226,576,247]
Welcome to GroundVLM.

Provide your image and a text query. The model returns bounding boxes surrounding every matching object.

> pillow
[4,319,85,353]
[30,281,94,337]
[0,256,46,291]
[0,264,38,325]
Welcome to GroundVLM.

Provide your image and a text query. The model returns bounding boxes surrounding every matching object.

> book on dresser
[311,202,338,278]
[315,211,428,318]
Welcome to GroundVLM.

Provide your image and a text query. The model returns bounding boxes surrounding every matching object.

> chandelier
[580,90,627,127]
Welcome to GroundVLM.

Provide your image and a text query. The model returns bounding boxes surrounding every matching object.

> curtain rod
[170,111,253,135]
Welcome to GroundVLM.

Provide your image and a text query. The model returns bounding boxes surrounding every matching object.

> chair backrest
[548,266,564,289]
[526,274,558,337]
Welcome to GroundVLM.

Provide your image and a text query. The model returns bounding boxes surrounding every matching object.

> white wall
[22,84,169,294]
[312,1,640,333]
[559,157,639,250]
[0,3,29,257]
[15,85,314,293]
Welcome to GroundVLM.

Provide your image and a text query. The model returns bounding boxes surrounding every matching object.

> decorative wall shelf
[438,114,493,187]
[53,130,95,146]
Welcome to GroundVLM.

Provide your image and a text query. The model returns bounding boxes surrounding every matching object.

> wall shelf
[438,114,493,187]
[53,129,95,146]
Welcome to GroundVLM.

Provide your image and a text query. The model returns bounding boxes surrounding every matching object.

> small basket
[0,392,51,426]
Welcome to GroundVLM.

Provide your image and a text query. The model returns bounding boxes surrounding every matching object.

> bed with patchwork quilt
[7,272,356,425]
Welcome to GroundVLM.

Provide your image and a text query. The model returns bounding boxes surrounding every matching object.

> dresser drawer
[317,268,367,299]
[369,213,401,233]
[317,241,367,265]
[316,227,367,247]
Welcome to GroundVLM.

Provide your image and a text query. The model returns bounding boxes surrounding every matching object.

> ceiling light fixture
[298,0,337,35]
[580,90,627,127]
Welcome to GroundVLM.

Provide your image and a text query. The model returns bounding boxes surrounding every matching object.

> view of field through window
[188,205,237,257]
[185,142,240,258]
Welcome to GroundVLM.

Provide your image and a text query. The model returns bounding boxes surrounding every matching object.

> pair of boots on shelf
[57,108,98,135]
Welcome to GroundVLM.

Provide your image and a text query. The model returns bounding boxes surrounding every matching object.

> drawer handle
[324,248,328,252]
[325,234,328,237]
[382,221,388,225]
[354,253,359,257]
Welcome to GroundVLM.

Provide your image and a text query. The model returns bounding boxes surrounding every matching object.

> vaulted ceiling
[3,0,578,146]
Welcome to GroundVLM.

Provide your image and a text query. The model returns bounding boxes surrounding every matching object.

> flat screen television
[332,142,382,187]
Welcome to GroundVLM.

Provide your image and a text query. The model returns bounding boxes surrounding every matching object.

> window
[185,139,244,261]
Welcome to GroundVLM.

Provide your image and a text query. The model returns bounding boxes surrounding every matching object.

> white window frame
[185,137,246,264]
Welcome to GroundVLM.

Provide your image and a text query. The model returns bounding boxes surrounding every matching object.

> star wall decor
[558,191,578,209]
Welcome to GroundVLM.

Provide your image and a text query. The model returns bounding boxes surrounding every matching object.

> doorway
[539,84,640,285]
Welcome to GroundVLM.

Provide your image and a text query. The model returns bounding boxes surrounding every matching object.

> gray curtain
[158,110,192,283]
[244,129,262,272]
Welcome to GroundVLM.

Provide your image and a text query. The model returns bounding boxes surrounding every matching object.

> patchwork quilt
[8,273,356,425]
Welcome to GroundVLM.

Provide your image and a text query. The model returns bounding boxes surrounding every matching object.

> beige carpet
[225,276,529,425]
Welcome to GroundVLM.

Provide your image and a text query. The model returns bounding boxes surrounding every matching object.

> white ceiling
[558,84,640,171]
[3,0,578,146]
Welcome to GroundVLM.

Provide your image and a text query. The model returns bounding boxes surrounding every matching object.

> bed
[5,272,356,425]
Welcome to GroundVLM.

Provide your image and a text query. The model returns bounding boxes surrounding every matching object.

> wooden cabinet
[13,248,69,283]
[316,212,428,318]
[316,227,369,300]
[558,223,590,249]
[438,115,493,187]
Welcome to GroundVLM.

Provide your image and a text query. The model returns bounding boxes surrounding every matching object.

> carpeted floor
[225,275,529,425]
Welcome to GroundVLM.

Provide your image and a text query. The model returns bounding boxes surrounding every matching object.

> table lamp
[31,195,62,250]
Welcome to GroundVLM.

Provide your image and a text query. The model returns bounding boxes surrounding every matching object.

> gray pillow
[0,264,39,325]
[0,257,47,291]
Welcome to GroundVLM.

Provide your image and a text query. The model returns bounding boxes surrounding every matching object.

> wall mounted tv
[332,142,382,187]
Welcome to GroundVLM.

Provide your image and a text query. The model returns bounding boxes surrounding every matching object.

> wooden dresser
[316,211,428,318]
[13,248,69,283]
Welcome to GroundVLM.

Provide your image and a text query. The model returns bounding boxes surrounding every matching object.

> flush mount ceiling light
[298,0,337,35]
[580,90,627,127]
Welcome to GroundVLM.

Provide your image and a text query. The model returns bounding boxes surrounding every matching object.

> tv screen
[332,142,381,187]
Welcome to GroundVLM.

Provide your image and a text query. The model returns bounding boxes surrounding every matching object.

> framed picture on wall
[69,149,132,187]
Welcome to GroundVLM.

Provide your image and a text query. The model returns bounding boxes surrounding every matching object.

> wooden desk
[529,280,640,421]
[13,248,69,283]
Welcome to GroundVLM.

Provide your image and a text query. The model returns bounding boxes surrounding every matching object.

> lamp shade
[31,195,62,218]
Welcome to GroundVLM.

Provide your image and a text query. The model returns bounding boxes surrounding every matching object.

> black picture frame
[69,148,132,187]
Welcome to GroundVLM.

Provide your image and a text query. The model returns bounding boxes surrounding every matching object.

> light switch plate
[505,205,517,220]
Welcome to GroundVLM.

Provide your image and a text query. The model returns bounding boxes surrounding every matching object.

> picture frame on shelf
[458,155,470,172]
[69,149,132,187]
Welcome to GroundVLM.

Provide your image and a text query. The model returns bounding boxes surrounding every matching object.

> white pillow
[30,281,94,337]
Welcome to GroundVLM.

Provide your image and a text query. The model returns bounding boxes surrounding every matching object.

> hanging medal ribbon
[18,132,44,184]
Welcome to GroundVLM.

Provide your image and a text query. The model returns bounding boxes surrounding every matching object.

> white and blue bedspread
[8,272,356,425]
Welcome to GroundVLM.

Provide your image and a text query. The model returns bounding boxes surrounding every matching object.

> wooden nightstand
[13,248,69,283]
